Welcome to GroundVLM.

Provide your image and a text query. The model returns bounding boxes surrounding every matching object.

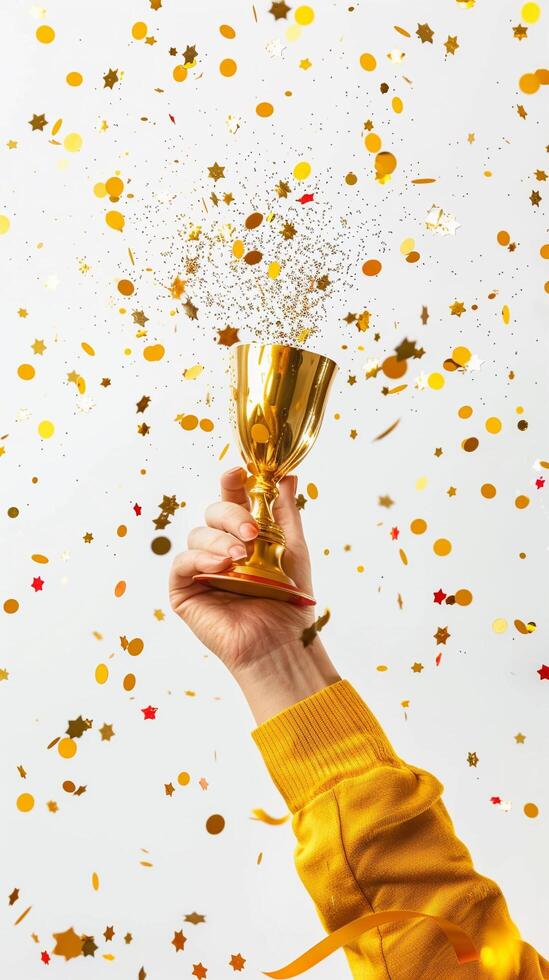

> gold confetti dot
[256,102,274,117]
[117,279,134,296]
[177,771,190,786]
[392,96,403,113]
[293,161,311,180]
[375,151,397,176]
[455,589,473,606]
[524,802,539,818]
[519,72,540,94]
[219,58,237,76]
[114,580,126,597]
[16,793,35,812]
[36,24,55,43]
[497,230,510,246]
[364,133,382,153]
[376,665,388,671]
[7,507,19,518]
[268,261,281,279]
[307,482,318,499]
[151,536,171,555]
[232,239,244,258]
[458,405,473,419]
[4,598,19,614]
[219,24,236,38]
[462,437,479,452]
[123,673,136,691]
[106,211,125,231]
[481,483,497,499]
[345,172,357,185]
[199,418,214,432]
[94,182,107,198]
[143,344,165,361]
[0,215,11,235]
[58,738,77,759]
[399,548,408,566]
[452,346,471,367]
[540,244,549,259]
[515,495,530,509]
[63,780,75,793]
[173,64,188,81]
[95,663,109,685]
[206,814,225,834]
[410,518,427,534]
[38,420,55,439]
[117,524,127,537]
[92,872,100,891]
[485,417,502,434]
[66,71,83,86]
[128,637,144,657]
[433,538,452,557]
[180,414,198,430]
[18,364,35,380]
[105,176,124,198]
[132,21,147,40]
[81,342,95,355]
[492,618,508,634]
[359,52,377,71]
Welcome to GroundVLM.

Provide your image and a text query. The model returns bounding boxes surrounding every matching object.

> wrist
[232,637,341,726]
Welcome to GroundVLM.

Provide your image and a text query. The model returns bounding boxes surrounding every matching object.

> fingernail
[226,466,247,481]
[206,554,231,567]
[239,521,258,541]
[229,544,247,560]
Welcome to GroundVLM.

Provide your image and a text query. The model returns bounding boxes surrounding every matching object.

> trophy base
[193,568,316,606]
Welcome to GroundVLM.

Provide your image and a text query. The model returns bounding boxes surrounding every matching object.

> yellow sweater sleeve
[252,680,548,980]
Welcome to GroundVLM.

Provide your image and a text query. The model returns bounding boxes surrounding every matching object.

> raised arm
[170,468,548,979]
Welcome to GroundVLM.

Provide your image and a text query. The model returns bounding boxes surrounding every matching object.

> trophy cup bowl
[193,342,338,605]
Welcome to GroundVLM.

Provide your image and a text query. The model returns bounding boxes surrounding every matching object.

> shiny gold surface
[194,343,338,605]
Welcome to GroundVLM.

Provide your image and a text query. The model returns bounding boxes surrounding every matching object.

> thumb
[273,475,313,595]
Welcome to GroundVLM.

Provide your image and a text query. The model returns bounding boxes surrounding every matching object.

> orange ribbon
[263,909,479,978]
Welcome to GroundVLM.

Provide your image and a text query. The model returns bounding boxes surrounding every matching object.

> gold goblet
[194,342,338,606]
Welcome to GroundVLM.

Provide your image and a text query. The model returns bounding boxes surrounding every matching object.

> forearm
[232,637,341,725]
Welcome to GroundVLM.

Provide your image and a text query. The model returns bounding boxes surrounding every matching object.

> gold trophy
[194,342,338,606]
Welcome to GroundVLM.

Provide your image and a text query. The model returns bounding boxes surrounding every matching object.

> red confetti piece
[41,951,50,965]
[490,797,502,805]
[31,577,44,591]
[133,503,142,516]
[169,114,176,124]
[141,705,157,719]
[537,665,549,680]
[433,589,447,604]
[297,193,314,204]
[390,527,399,540]
[535,477,545,489]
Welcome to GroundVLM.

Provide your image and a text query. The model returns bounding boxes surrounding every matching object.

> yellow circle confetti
[0,215,11,235]
[17,793,35,812]
[4,598,19,614]
[66,71,83,86]
[199,418,214,432]
[173,64,188,81]
[458,405,473,419]
[392,96,403,113]
[307,482,318,499]
[38,420,55,439]
[105,176,124,198]
[521,2,541,23]
[492,618,508,634]
[452,346,471,367]
[95,663,109,684]
[519,73,540,94]
[481,483,497,499]
[58,738,77,759]
[515,494,530,509]
[416,476,428,491]
[63,132,82,152]
[233,239,244,258]
[36,25,55,43]
[177,771,190,786]
[220,24,236,39]
[18,364,35,380]
[268,261,281,279]
[428,373,445,390]
[92,872,100,890]
[524,802,539,818]
[485,417,502,434]
[295,6,315,24]
[285,24,302,41]
[433,538,452,557]
[94,182,107,198]
[128,637,144,656]
[455,589,473,606]
[365,133,382,153]
[251,422,270,443]
[181,414,198,430]
[293,161,311,181]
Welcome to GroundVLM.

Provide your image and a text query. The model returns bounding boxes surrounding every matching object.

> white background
[1,0,548,976]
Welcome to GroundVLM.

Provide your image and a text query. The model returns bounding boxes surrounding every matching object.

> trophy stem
[248,475,285,546]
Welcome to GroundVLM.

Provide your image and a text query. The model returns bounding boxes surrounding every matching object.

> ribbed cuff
[251,680,401,813]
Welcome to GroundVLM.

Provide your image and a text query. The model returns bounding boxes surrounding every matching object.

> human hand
[169,466,340,723]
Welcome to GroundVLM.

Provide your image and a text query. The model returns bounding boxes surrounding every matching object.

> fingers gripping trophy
[193,343,338,606]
